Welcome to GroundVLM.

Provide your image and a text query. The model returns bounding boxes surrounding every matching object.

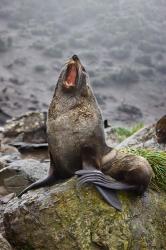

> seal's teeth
[64,80,75,87]
[65,81,69,86]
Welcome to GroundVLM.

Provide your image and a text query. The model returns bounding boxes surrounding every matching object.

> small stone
[0,186,8,196]
[0,193,15,204]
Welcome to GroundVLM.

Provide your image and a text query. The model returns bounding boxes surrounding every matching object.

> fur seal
[18,55,153,210]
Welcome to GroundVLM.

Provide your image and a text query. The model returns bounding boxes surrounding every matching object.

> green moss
[6,179,166,249]
[113,123,144,142]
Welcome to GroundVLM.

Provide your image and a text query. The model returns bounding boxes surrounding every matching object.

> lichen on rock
[3,179,166,250]
[0,112,166,249]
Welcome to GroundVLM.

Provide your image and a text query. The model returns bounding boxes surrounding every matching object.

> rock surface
[0,159,49,196]
[3,111,47,143]
[0,112,165,249]
[0,0,166,126]
[3,179,166,250]
[116,124,166,151]
[0,234,12,250]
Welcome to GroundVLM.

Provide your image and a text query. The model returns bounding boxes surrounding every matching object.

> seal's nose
[72,55,79,61]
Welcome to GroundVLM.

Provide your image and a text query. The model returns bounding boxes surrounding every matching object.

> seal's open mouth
[63,62,78,89]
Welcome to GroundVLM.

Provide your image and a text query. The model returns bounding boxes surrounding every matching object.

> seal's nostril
[72,55,79,61]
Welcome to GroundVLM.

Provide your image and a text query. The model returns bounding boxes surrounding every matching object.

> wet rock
[111,67,139,84]
[7,159,49,182]
[3,179,166,250]
[135,55,153,67]
[13,57,27,66]
[1,157,47,197]
[9,77,23,86]
[116,104,143,122]
[116,124,166,151]
[0,109,11,126]
[105,127,123,148]
[156,63,166,74]
[0,153,21,163]
[4,175,30,195]
[0,147,48,196]
[0,186,8,196]
[4,111,47,143]
[34,65,47,73]
[95,94,106,106]
[0,193,15,205]
[0,201,7,236]
[0,35,12,53]
[110,48,130,60]
[31,40,45,50]
[138,41,165,54]
[0,144,20,156]
[139,68,154,78]
[0,234,12,250]
[43,46,62,58]
[0,165,31,195]
[0,160,7,170]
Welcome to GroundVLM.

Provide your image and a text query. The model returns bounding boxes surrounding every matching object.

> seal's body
[18,55,153,210]
[47,77,106,178]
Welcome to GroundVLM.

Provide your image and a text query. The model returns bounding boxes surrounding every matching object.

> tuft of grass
[122,148,166,192]
[113,123,144,142]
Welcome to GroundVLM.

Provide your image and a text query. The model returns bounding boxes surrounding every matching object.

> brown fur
[18,55,153,197]
[156,115,166,143]
[102,149,153,193]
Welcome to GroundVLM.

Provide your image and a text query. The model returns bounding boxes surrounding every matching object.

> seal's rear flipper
[96,186,122,211]
[18,174,57,198]
[75,170,136,190]
[75,169,136,210]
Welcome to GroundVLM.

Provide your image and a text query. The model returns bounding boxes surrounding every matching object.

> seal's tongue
[65,63,77,88]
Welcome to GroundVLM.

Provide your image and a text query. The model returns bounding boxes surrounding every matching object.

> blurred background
[0,0,165,127]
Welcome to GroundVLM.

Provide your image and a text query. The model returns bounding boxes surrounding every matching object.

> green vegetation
[113,123,144,142]
[122,148,166,192]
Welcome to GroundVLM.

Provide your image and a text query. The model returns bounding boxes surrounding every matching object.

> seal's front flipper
[18,174,57,198]
[96,186,122,211]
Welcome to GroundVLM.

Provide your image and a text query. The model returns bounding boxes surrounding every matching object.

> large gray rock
[0,35,12,53]
[3,179,166,250]
[7,159,49,181]
[116,124,166,151]
[0,159,49,195]
[3,111,47,144]
[0,112,165,249]
[0,160,7,170]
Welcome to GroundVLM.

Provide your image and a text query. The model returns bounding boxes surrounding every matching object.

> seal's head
[57,55,88,94]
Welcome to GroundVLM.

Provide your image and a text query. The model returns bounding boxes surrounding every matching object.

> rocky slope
[0,0,166,127]
[0,112,165,249]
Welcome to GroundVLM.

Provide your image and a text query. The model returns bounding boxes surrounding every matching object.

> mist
[0,0,166,126]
